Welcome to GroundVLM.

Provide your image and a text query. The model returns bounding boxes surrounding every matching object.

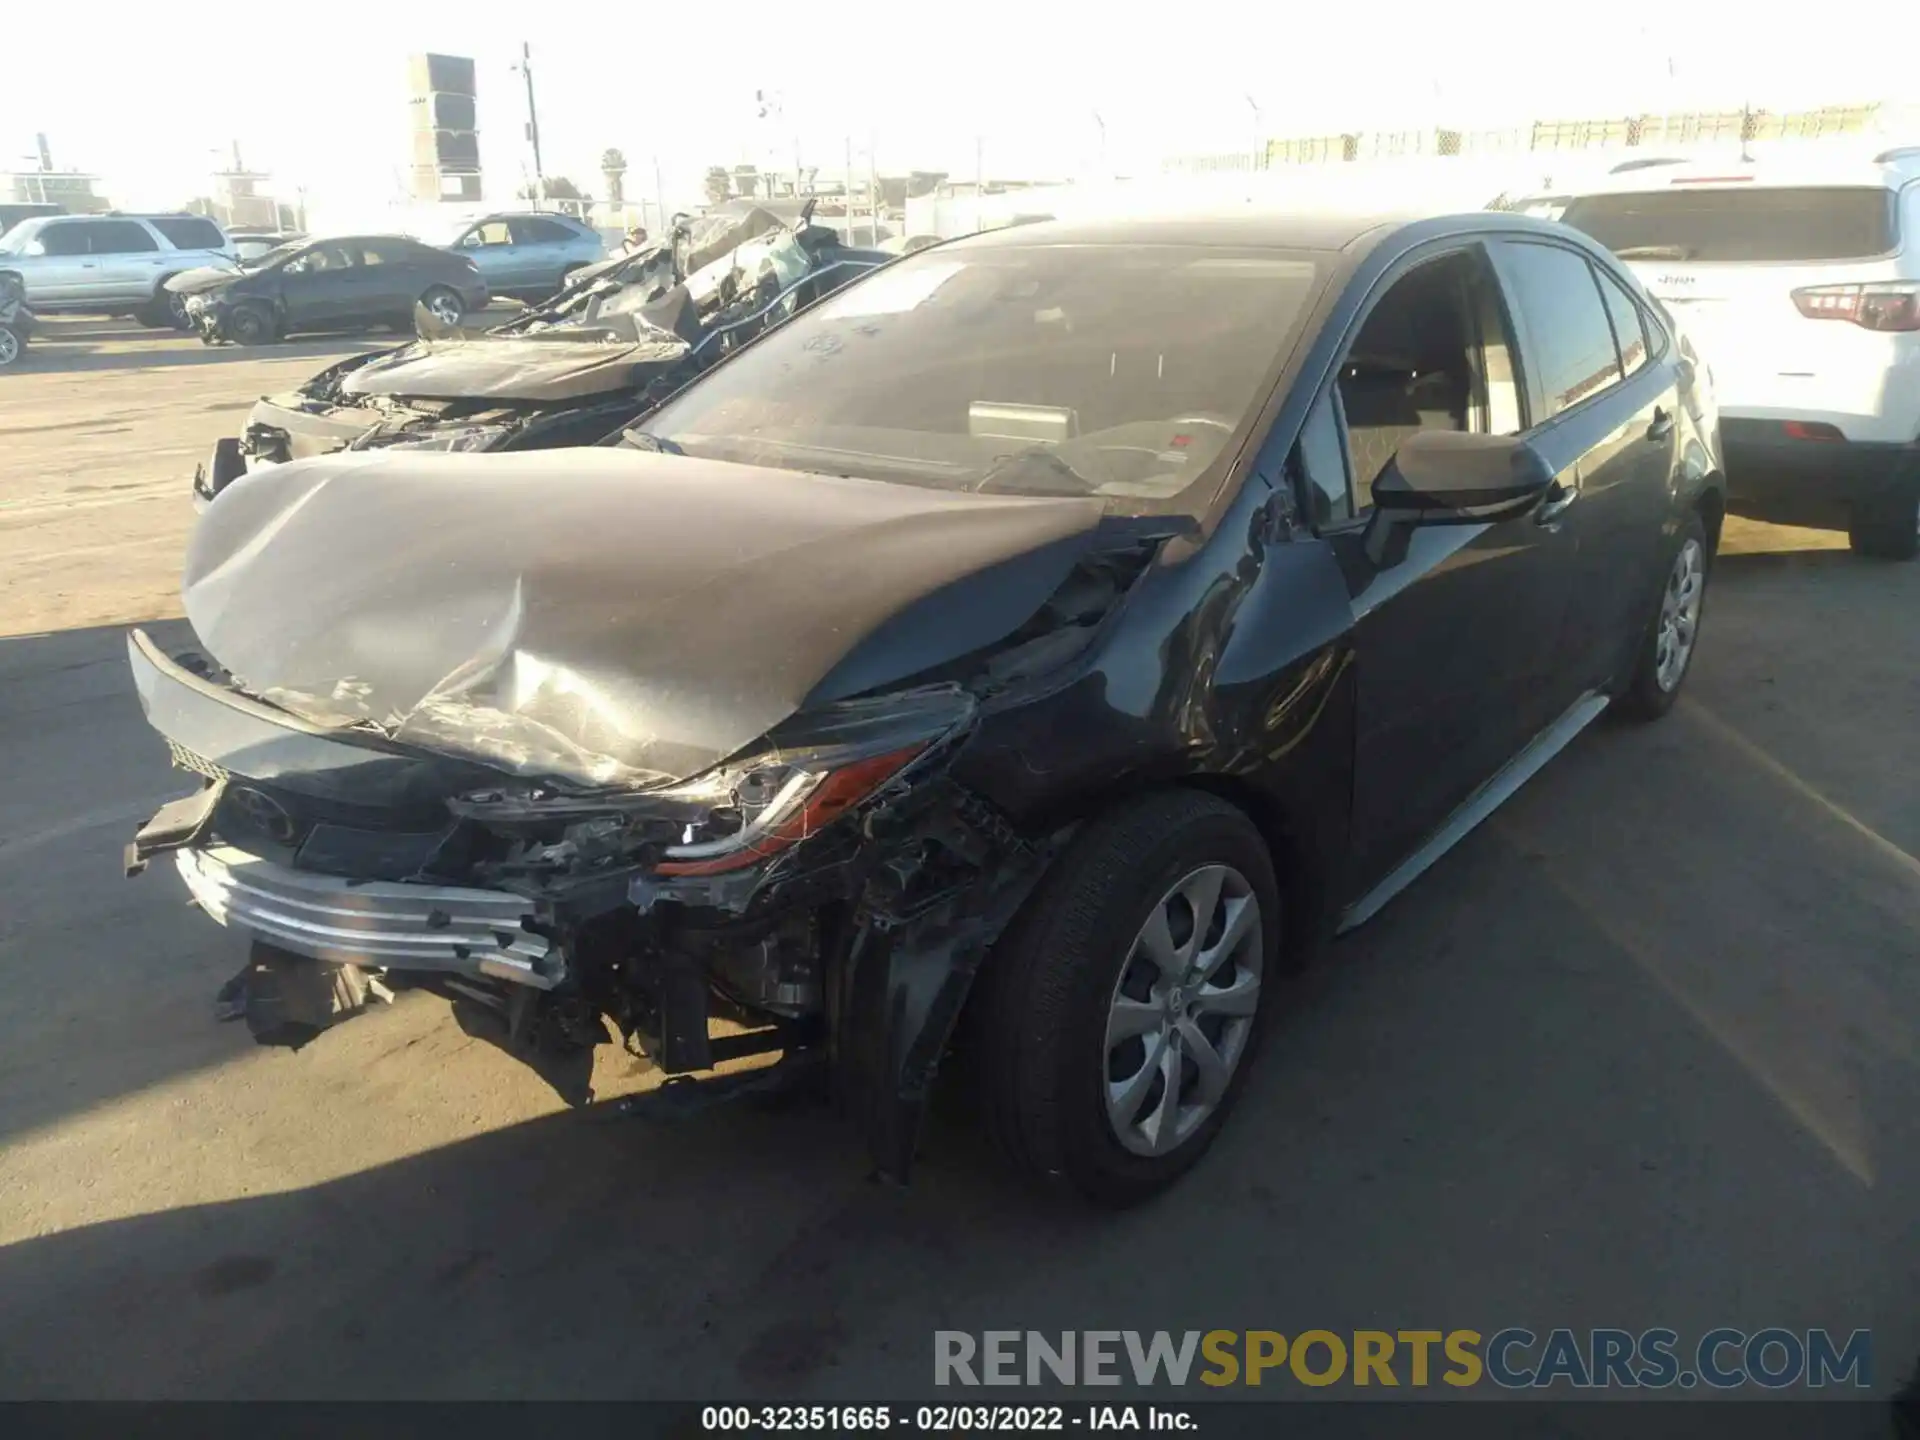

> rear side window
[149,216,225,250]
[513,217,578,244]
[1593,267,1650,377]
[85,220,160,254]
[1561,187,1898,263]
[1496,242,1622,419]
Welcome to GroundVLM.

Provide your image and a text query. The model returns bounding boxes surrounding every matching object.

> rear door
[1559,183,1904,434]
[352,239,425,319]
[509,215,578,293]
[1489,238,1679,691]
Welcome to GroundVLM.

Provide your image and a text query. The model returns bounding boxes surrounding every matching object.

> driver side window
[1290,247,1524,525]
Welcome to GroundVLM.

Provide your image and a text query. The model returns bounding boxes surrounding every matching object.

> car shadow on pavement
[3,551,1918,1407]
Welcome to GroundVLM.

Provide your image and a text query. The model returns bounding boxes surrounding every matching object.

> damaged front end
[133,445,1176,1178]
[124,636,1071,1181]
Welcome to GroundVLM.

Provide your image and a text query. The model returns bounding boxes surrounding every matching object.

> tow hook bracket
[125,784,222,877]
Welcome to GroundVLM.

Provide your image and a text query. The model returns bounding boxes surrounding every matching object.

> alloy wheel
[1103,864,1264,1158]
[0,327,18,367]
[1654,538,1704,692]
[426,292,463,325]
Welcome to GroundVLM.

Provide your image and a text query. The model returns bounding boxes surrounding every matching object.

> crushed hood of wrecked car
[183,449,1112,789]
[335,335,690,404]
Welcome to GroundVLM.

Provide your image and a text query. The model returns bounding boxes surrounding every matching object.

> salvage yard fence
[1163,98,1920,176]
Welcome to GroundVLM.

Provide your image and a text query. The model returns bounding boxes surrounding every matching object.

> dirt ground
[1,318,1915,1413]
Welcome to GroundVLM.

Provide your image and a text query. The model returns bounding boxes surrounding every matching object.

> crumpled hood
[165,265,244,297]
[183,449,1111,788]
[336,335,689,403]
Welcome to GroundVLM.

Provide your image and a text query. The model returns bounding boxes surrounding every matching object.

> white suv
[0,212,234,329]
[1559,146,1920,559]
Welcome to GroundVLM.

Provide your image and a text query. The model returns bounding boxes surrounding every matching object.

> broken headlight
[359,423,513,454]
[449,685,975,874]
[648,685,975,876]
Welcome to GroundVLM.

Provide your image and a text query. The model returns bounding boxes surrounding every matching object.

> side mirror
[1363,431,1557,568]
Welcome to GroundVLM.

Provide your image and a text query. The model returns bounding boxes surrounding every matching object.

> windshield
[1561,186,1899,263]
[631,240,1321,514]
[0,221,43,256]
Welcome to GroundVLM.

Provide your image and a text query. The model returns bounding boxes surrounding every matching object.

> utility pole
[845,136,854,243]
[653,155,666,239]
[517,42,546,206]
[868,131,879,245]
[1092,111,1107,180]
[975,135,985,234]
[1246,96,1264,172]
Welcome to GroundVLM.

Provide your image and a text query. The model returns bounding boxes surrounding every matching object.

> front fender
[833,792,1066,1183]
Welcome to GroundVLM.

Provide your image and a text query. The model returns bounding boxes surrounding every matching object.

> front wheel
[970,791,1279,1206]
[419,286,464,329]
[0,323,23,367]
[1615,514,1710,722]
[224,302,276,346]
[1848,479,1920,562]
[138,283,189,329]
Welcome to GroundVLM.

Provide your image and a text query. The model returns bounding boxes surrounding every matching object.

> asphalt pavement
[1,320,1916,1411]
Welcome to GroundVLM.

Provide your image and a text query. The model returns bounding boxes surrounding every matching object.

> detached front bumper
[176,843,558,988]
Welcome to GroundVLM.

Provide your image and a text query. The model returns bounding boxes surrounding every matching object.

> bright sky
[4,0,1909,219]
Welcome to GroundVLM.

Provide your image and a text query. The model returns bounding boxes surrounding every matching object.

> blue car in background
[441,211,605,300]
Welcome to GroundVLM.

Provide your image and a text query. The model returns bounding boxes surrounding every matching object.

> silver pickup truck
[0,213,234,328]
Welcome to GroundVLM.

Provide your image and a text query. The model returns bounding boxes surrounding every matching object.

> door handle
[1646,406,1675,441]
[1535,479,1578,527]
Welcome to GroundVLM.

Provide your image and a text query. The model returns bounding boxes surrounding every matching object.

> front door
[85,218,165,304]
[1304,243,1580,893]
[455,219,521,290]
[278,243,365,330]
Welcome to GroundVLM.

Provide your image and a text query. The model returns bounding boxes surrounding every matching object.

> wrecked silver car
[192,204,892,508]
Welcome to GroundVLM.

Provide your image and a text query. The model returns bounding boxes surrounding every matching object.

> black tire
[418,285,465,329]
[1615,513,1710,722]
[225,302,275,346]
[0,323,24,368]
[137,282,189,330]
[971,790,1280,1206]
[1847,478,1920,561]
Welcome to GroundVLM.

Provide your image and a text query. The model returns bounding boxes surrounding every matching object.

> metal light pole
[1092,111,1107,179]
[1246,95,1264,171]
[516,42,546,206]
[975,135,985,233]
[868,131,879,245]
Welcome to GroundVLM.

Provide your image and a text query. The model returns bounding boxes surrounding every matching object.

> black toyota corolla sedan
[125,209,1722,1205]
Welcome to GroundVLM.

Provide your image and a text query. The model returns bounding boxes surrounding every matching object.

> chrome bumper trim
[176,844,560,988]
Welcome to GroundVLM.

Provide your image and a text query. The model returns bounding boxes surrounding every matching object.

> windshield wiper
[619,427,684,455]
[971,446,1099,495]
[1612,245,1695,261]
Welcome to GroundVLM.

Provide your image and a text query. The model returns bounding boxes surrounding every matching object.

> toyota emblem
[227,785,298,844]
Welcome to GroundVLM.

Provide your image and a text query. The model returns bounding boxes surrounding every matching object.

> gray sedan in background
[440,211,605,299]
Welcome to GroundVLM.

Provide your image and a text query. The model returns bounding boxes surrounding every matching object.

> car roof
[1560,145,1920,198]
[944,206,1444,255]
[473,210,587,226]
